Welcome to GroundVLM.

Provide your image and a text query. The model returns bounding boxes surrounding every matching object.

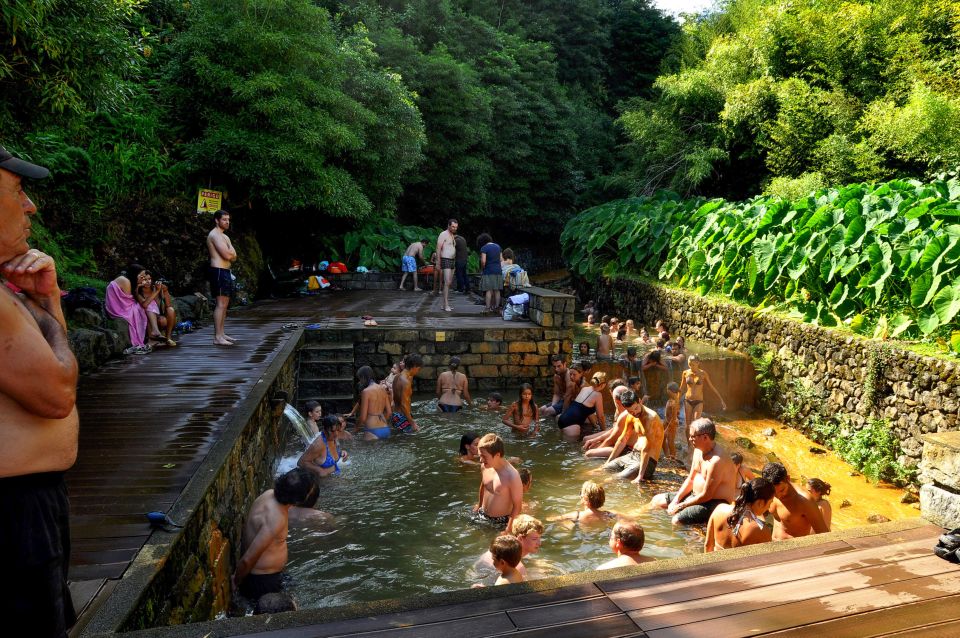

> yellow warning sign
[197,189,222,214]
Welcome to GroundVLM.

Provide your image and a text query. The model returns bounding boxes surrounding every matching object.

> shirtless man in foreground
[651,418,737,525]
[762,462,828,540]
[391,353,422,434]
[473,433,523,532]
[0,146,80,636]
[234,469,319,601]
[206,210,237,345]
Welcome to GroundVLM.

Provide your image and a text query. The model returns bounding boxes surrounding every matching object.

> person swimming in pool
[356,365,392,440]
[298,415,348,479]
[459,431,481,465]
[502,383,539,434]
[437,356,471,412]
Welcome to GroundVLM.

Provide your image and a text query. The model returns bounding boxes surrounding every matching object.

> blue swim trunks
[401,255,417,273]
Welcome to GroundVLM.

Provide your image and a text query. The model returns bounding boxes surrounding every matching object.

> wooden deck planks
[608,537,935,613]
[758,593,960,637]
[643,571,960,638]
[628,554,956,632]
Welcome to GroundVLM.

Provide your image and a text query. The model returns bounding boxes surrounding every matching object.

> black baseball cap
[0,146,49,179]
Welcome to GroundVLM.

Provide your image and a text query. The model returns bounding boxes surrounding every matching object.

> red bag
[327,261,348,274]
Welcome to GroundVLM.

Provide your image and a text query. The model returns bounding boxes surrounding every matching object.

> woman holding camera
[135,270,178,347]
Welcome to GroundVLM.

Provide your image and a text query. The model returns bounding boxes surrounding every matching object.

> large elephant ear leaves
[933,280,960,325]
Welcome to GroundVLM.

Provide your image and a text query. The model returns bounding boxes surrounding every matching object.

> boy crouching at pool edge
[491,534,524,585]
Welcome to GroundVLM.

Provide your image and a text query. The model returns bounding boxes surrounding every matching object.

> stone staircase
[296,341,356,413]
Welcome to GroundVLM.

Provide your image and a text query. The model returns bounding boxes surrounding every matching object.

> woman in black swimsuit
[557,371,607,440]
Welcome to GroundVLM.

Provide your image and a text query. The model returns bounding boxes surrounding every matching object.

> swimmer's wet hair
[666,381,680,393]
[550,354,565,364]
[806,478,831,495]
[569,362,584,372]
[488,392,503,404]
[303,400,321,416]
[628,376,641,386]
[582,480,605,509]
[728,478,775,528]
[511,514,543,537]
[600,322,610,333]
[762,462,789,485]
[518,468,532,486]
[459,431,479,455]
[478,432,505,457]
[449,356,461,369]
[321,414,340,436]
[601,315,610,324]
[690,417,716,439]
[610,379,625,391]
[490,534,522,567]
[275,468,319,507]
[627,346,637,355]
[612,522,645,552]
[403,353,423,369]
[730,451,744,465]
[620,389,637,407]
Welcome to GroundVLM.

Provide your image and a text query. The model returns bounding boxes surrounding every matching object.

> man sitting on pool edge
[650,418,738,525]
[473,433,522,531]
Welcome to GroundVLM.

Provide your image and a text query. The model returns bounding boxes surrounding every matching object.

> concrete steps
[296,343,355,414]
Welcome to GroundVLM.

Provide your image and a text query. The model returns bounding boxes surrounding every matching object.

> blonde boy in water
[663,382,680,459]
[491,535,524,585]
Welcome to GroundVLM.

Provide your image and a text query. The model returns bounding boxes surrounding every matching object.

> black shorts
[440,257,455,270]
[209,266,233,298]
[0,472,76,637]
[240,571,285,601]
[664,491,726,525]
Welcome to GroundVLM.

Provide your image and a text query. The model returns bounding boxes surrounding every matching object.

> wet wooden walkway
[67,290,507,627]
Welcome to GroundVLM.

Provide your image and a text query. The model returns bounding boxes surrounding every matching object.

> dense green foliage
[617,0,960,199]
[0,0,678,286]
[563,176,960,347]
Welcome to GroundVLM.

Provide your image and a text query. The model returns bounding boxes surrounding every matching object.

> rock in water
[735,437,755,449]
[839,499,852,508]
[900,491,919,504]
[809,447,826,455]
[761,428,776,436]
[867,514,891,524]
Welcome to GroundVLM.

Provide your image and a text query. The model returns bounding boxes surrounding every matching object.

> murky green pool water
[281,395,698,609]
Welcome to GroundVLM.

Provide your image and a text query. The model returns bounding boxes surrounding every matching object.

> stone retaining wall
[304,326,572,394]
[579,277,959,475]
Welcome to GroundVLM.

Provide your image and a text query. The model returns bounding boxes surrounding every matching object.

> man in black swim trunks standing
[436,218,458,313]
[0,146,80,637]
[206,210,237,346]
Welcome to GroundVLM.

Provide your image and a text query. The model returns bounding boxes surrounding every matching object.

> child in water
[503,383,539,434]
[597,323,614,359]
[663,382,680,459]
[491,535,524,585]
[485,393,503,411]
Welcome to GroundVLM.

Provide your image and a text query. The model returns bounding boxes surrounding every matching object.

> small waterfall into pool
[282,403,315,445]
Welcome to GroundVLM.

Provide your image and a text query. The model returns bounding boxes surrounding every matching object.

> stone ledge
[920,484,960,529]
[920,431,960,491]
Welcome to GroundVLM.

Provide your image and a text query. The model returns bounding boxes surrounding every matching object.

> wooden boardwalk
[67,290,508,627]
